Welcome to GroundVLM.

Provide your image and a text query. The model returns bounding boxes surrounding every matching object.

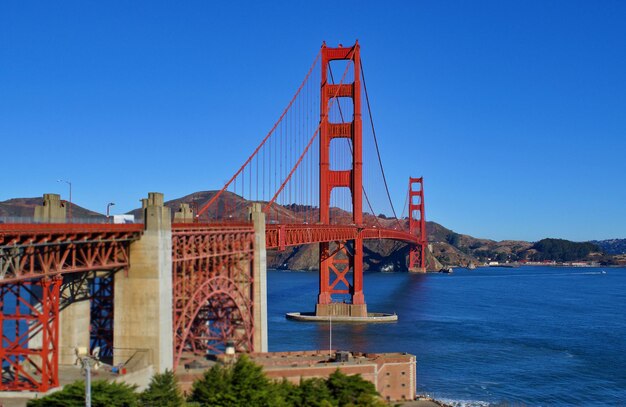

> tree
[297,377,334,407]
[188,355,285,407]
[187,357,388,407]
[140,369,185,407]
[28,380,138,407]
[446,232,460,246]
[532,238,601,262]
[326,369,383,407]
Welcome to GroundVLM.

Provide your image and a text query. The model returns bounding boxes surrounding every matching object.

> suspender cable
[196,50,321,219]
[360,62,402,229]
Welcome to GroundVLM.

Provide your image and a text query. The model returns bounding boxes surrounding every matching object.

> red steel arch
[171,224,255,368]
[173,275,253,368]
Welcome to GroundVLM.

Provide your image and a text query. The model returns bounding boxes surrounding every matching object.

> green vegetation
[189,355,385,407]
[445,232,460,246]
[531,238,600,262]
[189,356,282,406]
[29,356,386,407]
[140,370,185,407]
[27,380,139,407]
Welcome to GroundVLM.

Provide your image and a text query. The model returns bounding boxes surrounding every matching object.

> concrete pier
[250,203,268,352]
[315,302,368,318]
[58,275,90,365]
[34,194,90,365]
[113,193,173,372]
[286,312,397,323]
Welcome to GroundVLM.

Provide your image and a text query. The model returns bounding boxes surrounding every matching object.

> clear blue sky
[1,1,625,242]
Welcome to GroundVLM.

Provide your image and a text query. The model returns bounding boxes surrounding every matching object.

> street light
[82,356,92,407]
[57,179,72,222]
[106,202,115,221]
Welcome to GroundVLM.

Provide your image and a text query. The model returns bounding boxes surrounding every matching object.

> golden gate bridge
[0,42,427,392]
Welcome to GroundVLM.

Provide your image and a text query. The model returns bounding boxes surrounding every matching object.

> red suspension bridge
[0,41,427,392]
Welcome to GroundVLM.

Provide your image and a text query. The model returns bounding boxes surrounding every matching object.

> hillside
[0,197,106,221]
[2,194,623,268]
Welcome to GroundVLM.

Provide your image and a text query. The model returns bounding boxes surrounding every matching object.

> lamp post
[82,356,92,407]
[106,202,115,222]
[57,179,72,222]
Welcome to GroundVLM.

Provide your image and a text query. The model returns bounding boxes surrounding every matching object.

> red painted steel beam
[171,225,255,368]
[408,177,428,270]
[0,276,61,392]
[0,224,142,284]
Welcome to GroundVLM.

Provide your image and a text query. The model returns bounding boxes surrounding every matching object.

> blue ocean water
[267,266,626,406]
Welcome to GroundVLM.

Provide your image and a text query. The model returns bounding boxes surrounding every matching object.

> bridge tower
[408,177,428,272]
[317,42,366,317]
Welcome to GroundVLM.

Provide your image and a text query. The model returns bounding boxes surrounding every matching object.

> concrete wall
[113,193,173,373]
[57,274,90,365]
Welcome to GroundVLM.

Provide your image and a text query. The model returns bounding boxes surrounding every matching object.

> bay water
[267,266,626,406]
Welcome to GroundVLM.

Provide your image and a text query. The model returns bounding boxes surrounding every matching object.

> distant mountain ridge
[0,197,105,220]
[2,194,624,268]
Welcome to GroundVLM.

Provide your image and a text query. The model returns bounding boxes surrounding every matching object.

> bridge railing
[0,216,142,224]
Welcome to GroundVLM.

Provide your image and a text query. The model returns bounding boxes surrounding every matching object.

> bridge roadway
[265,223,419,250]
[0,222,418,284]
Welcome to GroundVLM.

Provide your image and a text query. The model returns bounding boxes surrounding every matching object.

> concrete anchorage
[113,193,173,372]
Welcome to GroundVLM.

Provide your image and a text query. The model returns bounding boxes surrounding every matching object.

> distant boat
[601,270,607,274]
[439,267,453,274]
[380,264,394,273]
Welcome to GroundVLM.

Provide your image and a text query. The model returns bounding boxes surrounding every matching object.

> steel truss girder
[0,224,141,283]
[172,225,255,368]
[0,276,62,392]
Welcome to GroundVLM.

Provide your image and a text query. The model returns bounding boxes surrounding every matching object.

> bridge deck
[0,223,143,284]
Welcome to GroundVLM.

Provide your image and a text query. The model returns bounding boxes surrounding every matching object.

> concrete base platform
[286,312,398,323]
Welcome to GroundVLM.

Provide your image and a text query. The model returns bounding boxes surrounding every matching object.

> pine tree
[188,355,286,407]
[27,380,139,407]
[326,369,384,407]
[140,369,185,407]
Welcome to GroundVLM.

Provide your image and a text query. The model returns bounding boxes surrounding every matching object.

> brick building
[178,350,416,402]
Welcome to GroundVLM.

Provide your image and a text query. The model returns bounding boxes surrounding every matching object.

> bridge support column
[315,238,368,318]
[114,193,173,372]
[250,203,268,352]
[58,275,91,365]
[315,43,367,319]
[33,194,89,367]
[408,177,428,273]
